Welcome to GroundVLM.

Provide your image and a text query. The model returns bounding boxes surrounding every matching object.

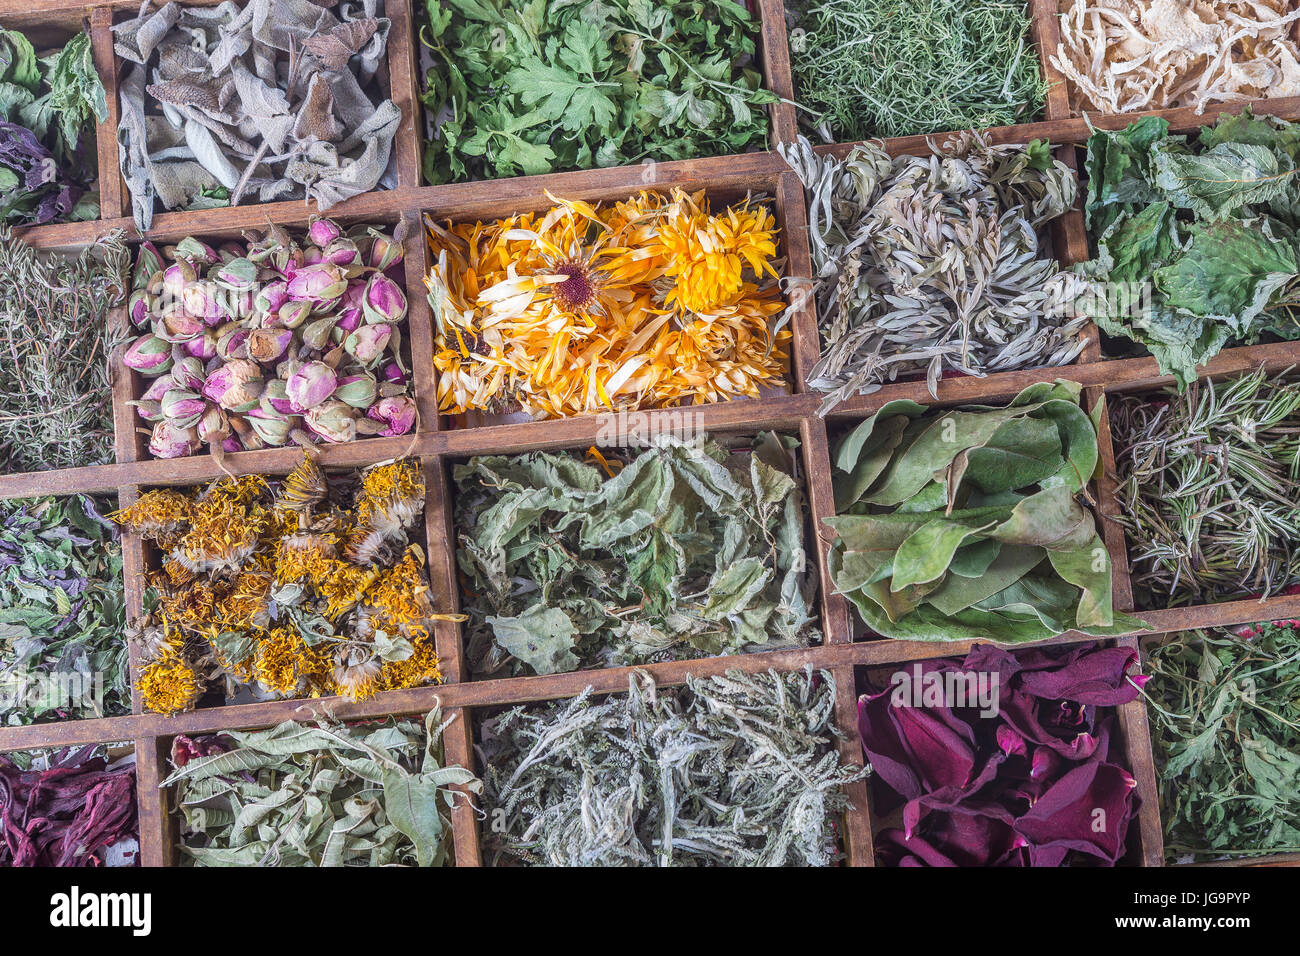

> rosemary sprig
[0,227,127,473]
[787,0,1048,141]
[1111,368,1300,608]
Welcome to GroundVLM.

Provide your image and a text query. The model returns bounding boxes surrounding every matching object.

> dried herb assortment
[1110,368,1300,608]
[165,709,477,866]
[0,745,138,867]
[1144,622,1300,861]
[780,134,1087,412]
[863,643,1143,866]
[0,28,106,224]
[114,0,402,231]
[114,457,448,715]
[479,668,865,866]
[1078,111,1300,385]
[1052,0,1300,115]
[419,0,776,183]
[455,432,819,678]
[0,229,128,474]
[1,496,128,726]
[828,381,1141,642]
[786,0,1048,140]
[122,219,415,458]
[426,190,788,418]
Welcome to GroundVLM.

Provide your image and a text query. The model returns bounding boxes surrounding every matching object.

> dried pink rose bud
[301,316,338,351]
[322,238,360,266]
[304,399,358,443]
[131,399,163,422]
[175,237,220,265]
[214,257,258,291]
[157,306,205,343]
[277,299,312,329]
[381,362,407,385]
[260,378,295,416]
[286,262,347,303]
[162,260,196,300]
[363,273,407,325]
[149,419,201,459]
[337,307,363,333]
[134,242,163,289]
[161,389,207,425]
[141,376,171,403]
[246,327,294,363]
[366,228,404,270]
[123,334,174,375]
[129,289,152,328]
[247,408,291,446]
[182,282,226,326]
[334,373,377,409]
[367,395,416,437]
[216,327,251,362]
[184,331,219,361]
[285,361,338,412]
[344,323,392,367]
[198,405,231,444]
[256,278,290,314]
[202,359,264,412]
[308,217,343,247]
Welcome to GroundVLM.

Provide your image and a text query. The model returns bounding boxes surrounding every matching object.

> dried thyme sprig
[1143,623,1300,861]
[478,667,866,867]
[0,227,128,473]
[1111,368,1300,608]
[786,0,1048,140]
[779,134,1087,413]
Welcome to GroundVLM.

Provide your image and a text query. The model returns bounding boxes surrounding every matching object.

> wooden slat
[90,7,124,222]
[1027,0,1070,122]
[755,0,798,145]
[384,0,423,190]
[1114,634,1165,866]
[829,662,873,866]
[800,413,852,645]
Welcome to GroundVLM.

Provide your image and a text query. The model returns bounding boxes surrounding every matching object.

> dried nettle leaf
[0,495,128,727]
[454,432,820,678]
[0,29,106,224]
[1145,621,1300,862]
[164,708,480,867]
[1111,367,1300,608]
[779,133,1089,414]
[1077,111,1300,386]
[0,227,129,473]
[828,380,1145,642]
[419,0,777,183]
[479,667,867,867]
[114,0,401,230]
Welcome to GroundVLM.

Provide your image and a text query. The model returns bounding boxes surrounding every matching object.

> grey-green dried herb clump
[479,667,866,867]
[1144,623,1300,862]
[779,134,1087,414]
[114,0,402,230]
[0,227,128,473]
[454,432,821,679]
[164,708,480,867]
[1111,368,1300,608]
[786,0,1047,141]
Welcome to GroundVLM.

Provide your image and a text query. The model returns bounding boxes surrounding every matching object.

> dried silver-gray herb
[114,0,402,230]
[779,134,1088,414]
[479,667,866,867]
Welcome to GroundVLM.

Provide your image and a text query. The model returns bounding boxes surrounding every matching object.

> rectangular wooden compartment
[2,0,1299,867]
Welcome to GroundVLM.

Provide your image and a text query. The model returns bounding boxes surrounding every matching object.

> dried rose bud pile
[425,189,790,418]
[113,456,456,715]
[121,218,414,459]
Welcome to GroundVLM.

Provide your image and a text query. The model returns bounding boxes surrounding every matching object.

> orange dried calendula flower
[425,188,790,418]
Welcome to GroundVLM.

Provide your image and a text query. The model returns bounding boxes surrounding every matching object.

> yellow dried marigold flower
[332,645,382,702]
[379,631,443,691]
[253,625,332,697]
[275,531,338,583]
[113,489,193,539]
[137,648,202,716]
[277,454,328,512]
[172,497,263,574]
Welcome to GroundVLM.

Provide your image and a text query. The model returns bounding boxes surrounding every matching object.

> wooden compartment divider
[2,0,1299,868]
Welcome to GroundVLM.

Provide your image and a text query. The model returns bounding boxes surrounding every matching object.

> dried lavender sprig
[1111,367,1300,607]
[0,227,128,473]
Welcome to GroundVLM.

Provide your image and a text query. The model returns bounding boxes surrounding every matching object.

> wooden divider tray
[3,0,1300,868]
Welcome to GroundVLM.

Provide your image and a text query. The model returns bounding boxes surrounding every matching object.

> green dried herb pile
[1,495,127,726]
[0,228,129,473]
[827,380,1143,642]
[479,667,866,866]
[1110,368,1300,608]
[454,432,820,678]
[419,0,776,183]
[164,708,479,867]
[779,134,1086,413]
[786,0,1047,140]
[1145,622,1300,861]
[1079,111,1300,386]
